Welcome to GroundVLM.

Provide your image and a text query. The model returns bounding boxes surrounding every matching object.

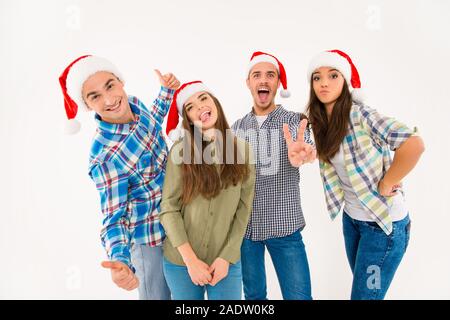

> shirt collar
[95,99,140,135]
[251,104,283,120]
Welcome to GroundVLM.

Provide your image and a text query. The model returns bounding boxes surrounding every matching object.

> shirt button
[209,211,213,216]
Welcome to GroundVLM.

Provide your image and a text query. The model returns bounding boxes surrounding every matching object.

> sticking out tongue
[200,112,211,123]
[258,91,269,103]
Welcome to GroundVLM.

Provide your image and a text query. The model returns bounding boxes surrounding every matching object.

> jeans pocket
[363,221,389,235]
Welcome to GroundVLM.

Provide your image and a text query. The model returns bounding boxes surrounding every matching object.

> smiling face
[246,62,280,114]
[184,91,218,132]
[82,71,133,124]
[312,67,346,109]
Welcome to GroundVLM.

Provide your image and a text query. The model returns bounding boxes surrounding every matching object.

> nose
[104,92,115,106]
[320,79,328,87]
[104,96,113,105]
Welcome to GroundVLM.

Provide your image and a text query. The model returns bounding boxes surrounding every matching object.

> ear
[277,80,281,89]
[84,101,93,111]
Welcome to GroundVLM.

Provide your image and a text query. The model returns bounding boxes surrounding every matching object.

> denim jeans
[342,212,411,300]
[130,244,171,300]
[163,258,243,300]
[241,229,312,300]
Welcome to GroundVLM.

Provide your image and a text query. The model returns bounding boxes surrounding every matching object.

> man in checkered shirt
[59,55,180,299]
[231,52,316,300]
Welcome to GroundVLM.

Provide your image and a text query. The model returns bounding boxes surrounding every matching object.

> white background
[1,0,449,299]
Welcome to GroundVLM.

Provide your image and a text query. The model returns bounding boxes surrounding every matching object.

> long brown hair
[306,79,353,163]
[180,93,250,205]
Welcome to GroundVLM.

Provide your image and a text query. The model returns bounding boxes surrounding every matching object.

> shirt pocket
[137,139,168,182]
[136,151,157,181]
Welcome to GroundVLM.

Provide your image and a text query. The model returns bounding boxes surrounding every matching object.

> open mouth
[257,87,270,102]
[199,110,212,123]
[106,99,121,112]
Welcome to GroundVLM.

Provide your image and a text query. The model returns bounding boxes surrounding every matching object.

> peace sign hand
[283,119,317,167]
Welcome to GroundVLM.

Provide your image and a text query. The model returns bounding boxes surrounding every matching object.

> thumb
[101,261,124,270]
[154,69,164,83]
[208,263,216,274]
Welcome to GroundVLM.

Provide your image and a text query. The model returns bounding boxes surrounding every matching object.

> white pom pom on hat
[58,55,124,134]
[248,51,291,98]
[307,49,365,103]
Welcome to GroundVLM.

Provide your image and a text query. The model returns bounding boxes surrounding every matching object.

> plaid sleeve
[89,162,134,271]
[289,112,314,146]
[230,119,240,134]
[358,104,417,151]
[150,86,175,125]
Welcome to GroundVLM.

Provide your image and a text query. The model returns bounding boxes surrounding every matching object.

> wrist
[381,175,396,187]
[182,253,198,266]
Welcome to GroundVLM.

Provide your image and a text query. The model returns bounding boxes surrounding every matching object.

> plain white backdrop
[1,0,449,299]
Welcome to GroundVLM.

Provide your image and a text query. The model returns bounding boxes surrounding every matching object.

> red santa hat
[165,81,211,141]
[307,49,365,103]
[247,51,290,98]
[58,55,124,134]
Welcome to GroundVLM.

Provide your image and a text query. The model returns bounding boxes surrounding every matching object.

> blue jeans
[342,212,411,300]
[163,258,243,300]
[130,244,171,300]
[241,229,312,300]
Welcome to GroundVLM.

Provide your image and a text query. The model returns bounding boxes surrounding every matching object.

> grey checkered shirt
[231,105,313,241]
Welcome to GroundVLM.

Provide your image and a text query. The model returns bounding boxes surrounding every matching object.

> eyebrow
[86,78,116,100]
[312,69,339,76]
[104,78,115,87]
[185,93,208,109]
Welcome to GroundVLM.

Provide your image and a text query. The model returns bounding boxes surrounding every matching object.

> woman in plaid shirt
[285,50,424,299]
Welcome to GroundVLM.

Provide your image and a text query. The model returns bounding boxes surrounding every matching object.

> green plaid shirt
[320,103,417,235]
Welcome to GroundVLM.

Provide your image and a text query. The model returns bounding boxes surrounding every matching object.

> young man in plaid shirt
[59,55,180,299]
[232,52,316,300]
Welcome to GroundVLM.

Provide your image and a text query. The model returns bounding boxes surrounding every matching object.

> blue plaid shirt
[88,87,174,270]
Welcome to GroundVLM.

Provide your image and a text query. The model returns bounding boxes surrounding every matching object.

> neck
[325,101,335,120]
[253,101,277,116]
[202,128,216,141]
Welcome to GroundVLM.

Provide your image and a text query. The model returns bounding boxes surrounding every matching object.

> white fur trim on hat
[307,51,352,87]
[248,54,279,75]
[176,83,210,114]
[168,127,185,141]
[66,56,124,112]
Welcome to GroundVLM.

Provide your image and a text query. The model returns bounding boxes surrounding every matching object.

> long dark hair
[180,93,250,205]
[306,80,353,163]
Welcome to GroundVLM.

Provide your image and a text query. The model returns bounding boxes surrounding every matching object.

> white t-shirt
[255,115,268,128]
[329,144,408,222]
